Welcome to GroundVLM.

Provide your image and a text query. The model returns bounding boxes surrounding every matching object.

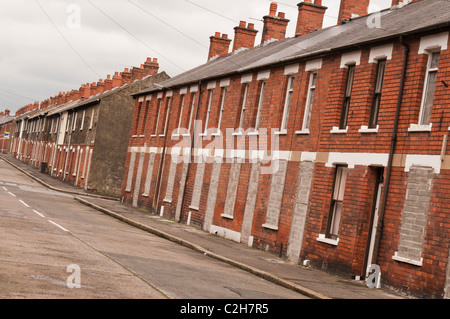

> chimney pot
[248,23,255,29]
[239,20,246,28]
[269,2,277,15]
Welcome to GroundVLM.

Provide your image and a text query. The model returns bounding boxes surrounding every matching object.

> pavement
[1,153,407,300]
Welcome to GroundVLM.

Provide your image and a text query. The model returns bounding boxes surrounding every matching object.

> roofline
[133,20,450,98]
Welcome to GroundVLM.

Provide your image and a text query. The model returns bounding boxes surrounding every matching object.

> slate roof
[136,0,450,95]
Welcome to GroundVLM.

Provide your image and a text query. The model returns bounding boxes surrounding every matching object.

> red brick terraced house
[0,109,13,154]
[122,0,450,298]
[9,58,169,196]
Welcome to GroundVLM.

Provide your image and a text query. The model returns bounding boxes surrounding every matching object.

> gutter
[372,35,410,265]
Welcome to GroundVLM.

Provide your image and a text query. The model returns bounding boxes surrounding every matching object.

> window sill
[182,133,191,137]
[150,134,157,138]
[262,223,278,231]
[132,135,138,138]
[408,123,432,132]
[142,193,149,197]
[274,130,287,135]
[247,131,259,136]
[189,205,199,211]
[392,252,423,266]
[139,135,145,138]
[231,131,242,136]
[359,125,378,133]
[330,126,348,134]
[163,198,172,203]
[221,213,234,220]
[212,131,221,136]
[316,234,339,246]
[172,134,180,138]
[295,129,310,135]
[159,134,165,137]
[199,133,207,137]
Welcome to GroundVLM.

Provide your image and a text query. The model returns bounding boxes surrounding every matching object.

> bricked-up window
[141,100,150,135]
[327,165,348,239]
[216,88,227,133]
[302,72,317,131]
[280,76,295,132]
[339,65,355,129]
[419,51,440,125]
[134,102,143,135]
[176,94,186,135]
[253,81,266,131]
[238,84,249,131]
[152,99,162,136]
[203,90,214,134]
[368,59,386,128]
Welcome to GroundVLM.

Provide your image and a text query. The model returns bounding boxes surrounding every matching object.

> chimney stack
[5,109,10,116]
[338,0,370,25]
[295,0,327,37]
[121,68,132,84]
[104,75,113,91]
[261,2,290,45]
[96,80,105,94]
[208,32,232,61]
[391,0,400,5]
[143,57,159,76]
[112,72,122,88]
[233,21,258,52]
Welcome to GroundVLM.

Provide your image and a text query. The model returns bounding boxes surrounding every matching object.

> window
[280,76,295,132]
[368,59,386,128]
[186,93,196,134]
[203,90,213,134]
[152,99,162,136]
[89,109,95,130]
[340,65,355,129]
[327,166,348,239]
[419,51,440,126]
[141,100,150,135]
[216,88,226,133]
[253,81,266,132]
[302,72,317,131]
[238,84,249,131]
[176,95,186,135]
[135,102,142,135]
[72,112,77,131]
[80,110,85,131]
[66,115,70,132]
[55,117,59,133]
[159,97,171,136]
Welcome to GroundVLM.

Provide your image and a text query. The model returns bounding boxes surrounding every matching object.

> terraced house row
[7,58,169,196]
[121,0,450,298]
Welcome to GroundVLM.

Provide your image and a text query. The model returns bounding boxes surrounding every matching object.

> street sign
[4,132,10,139]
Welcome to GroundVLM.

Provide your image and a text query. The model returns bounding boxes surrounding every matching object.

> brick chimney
[295,0,327,37]
[121,68,132,84]
[96,79,105,94]
[338,0,369,24]
[143,57,159,76]
[112,72,122,88]
[104,75,113,91]
[4,109,10,116]
[261,2,290,45]
[82,83,91,99]
[233,21,258,52]
[208,32,232,61]
[391,0,400,5]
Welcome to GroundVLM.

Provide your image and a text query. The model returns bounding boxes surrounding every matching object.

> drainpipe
[372,35,409,265]
[178,80,202,223]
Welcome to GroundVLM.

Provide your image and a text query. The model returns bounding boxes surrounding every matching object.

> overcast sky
[0,0,393,115]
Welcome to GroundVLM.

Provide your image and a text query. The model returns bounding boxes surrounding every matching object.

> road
[0,157,309,299]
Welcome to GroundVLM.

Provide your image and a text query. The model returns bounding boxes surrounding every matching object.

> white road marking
[19,200,30,208]
[48,220,69,232]
[7,192,16,197]
[2,186,7,191]
[32,209,46,218]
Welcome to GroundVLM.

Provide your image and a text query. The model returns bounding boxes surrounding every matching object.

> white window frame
[418,50,440,126]
[152,99,162,137]
[327,165,348,240]
[89,109,95,130]
[279,76,295,134]
[299,72,317,133]
[202,90,214,135]
[80,110,85,131]
[252,81,266,133]
[238,83,249,132]
[214,88,227,135]
[175,94,186,136]
[72,112,77,131]
[184,92,196,136]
